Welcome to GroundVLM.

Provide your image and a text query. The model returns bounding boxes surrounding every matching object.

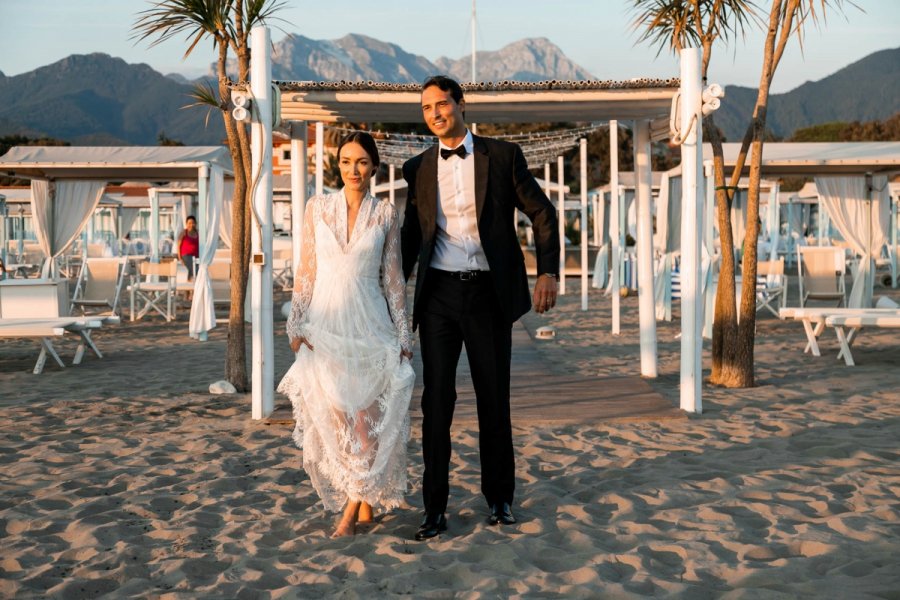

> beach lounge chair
[756,258,787,317]
[129,261,178,321]
[70,257,127,316]
[779,306,900,357]
[797,246,846,307]
[825,313,900,366]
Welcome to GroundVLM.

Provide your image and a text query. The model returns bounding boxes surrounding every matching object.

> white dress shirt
[430,130,490,272]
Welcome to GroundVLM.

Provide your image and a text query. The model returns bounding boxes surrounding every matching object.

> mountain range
[0,34,896,146]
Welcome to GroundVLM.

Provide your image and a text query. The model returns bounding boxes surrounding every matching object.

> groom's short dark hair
[422,75,464,104]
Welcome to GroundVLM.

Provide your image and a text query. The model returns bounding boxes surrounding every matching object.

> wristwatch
[542,273,559,280]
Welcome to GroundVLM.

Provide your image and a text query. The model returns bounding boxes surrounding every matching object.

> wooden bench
[824,314,900,366]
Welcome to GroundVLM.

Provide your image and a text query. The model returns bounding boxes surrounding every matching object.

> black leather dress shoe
[488,502,517,525]
[415,513,447,540]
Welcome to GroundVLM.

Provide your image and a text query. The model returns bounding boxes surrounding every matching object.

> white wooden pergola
[246,27,709,418]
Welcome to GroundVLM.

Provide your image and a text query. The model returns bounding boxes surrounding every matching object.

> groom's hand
[533,274,559,314]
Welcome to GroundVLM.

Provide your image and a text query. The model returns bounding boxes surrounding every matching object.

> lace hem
[277,354,414,512]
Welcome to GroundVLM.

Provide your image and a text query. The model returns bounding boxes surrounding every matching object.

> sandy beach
[1,284,899,598]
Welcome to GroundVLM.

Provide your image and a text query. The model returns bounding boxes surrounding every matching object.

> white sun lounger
[779,307,900,357]
[824,314,900,366]
[0,317,111,373]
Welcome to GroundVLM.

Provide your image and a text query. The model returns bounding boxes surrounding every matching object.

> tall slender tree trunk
[707,118,738,384]
[214,40,250,391]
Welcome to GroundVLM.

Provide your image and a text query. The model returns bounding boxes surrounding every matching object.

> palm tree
[632,0,851,387]
[133,0,286,391]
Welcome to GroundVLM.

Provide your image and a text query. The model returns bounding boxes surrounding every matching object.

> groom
[401,75,560,540]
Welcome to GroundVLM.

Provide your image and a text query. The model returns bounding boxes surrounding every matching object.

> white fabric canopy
[31,179,106,277]
[189,166,224,339]
[815,175,890,308]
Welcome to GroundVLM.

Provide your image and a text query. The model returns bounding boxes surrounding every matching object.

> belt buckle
[458,271,476,281]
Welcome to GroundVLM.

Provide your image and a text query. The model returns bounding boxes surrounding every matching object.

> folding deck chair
[129,261,178,321]
[756,258,787,317]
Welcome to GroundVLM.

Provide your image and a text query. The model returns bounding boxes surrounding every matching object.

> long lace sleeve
[381,204,411,353]
[287,197,318,341]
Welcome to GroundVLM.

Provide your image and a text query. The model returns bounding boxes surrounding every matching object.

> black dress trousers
[418,268,514,514]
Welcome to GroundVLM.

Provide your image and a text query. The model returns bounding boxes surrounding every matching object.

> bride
[278,131,415,537]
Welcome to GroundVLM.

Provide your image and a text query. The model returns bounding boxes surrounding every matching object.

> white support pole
[579,138,588,310]
[679,47,703,414]
[703,161,715,340]
[634,120,657,377]
[557,155,566,294]
[544,163,551,198]
[250,25,274,420]
[891,193,897,288]
[315,121,324,197]
[389,164,396,209]
[609,121,621,335]
[197,167,208,258]
[149,188,160,263]
[290,121,308,277]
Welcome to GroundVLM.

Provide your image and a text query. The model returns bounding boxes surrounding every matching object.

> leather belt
[431,268,488,282]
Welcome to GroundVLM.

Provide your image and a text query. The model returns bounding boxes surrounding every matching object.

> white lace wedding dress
[277,190,414,512]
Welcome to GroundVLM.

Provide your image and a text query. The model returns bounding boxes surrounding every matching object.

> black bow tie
[440,145,468,160]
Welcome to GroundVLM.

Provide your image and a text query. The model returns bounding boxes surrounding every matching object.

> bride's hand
[290,336,313,353]
[400,348,413,361]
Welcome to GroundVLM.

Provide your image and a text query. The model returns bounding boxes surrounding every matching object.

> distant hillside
[434,38,593,82]
[714,47,900,140]
[0,54,225,145]
[0,38,897,146]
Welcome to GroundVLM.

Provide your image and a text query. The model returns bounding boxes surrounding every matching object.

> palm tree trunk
[706,118,738,384]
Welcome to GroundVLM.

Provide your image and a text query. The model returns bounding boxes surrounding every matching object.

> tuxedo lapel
[417,145,439,238]
[473,135,489,223]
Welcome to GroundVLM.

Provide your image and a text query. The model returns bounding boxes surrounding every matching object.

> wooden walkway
[268,323,683,426]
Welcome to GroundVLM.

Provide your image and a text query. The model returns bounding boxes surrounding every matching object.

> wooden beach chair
[779,306,900,357]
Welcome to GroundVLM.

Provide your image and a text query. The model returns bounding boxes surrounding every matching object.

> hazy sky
[1,0,898,93]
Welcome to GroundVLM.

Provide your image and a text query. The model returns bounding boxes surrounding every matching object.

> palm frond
[184,81,224,128]
[131,0,232,58]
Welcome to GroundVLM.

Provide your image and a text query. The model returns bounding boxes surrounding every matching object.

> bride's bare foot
[331,518,356,538]
[358,502,374,524]
[331,500,361,538]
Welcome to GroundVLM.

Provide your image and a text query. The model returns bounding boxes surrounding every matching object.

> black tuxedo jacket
[401,134,559,329]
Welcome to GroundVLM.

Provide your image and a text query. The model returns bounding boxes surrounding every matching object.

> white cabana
[0,146,233,339]
[703,142,900,308]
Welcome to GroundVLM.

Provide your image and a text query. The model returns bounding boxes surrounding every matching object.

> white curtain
[653,174,681,321]
[218,180,235,249]
[591,192,609,289]
[31,179,105,277]
[730,189,748,253]
[815,175,890,308]
[189,166,224,339]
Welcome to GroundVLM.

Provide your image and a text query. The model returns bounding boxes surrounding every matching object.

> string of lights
[324,123,607,168]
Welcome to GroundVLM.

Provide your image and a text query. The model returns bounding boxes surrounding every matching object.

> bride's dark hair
[338,131,380,167]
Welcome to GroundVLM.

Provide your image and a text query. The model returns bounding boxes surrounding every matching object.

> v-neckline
[340,189,371,249]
